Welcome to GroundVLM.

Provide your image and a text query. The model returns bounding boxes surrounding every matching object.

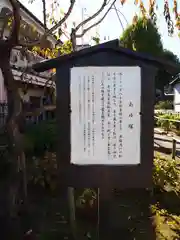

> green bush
[156,113,180,133]
[28,152,58,191]
[153,155,179,193]
[155,101,173,110]
[25,120,57,156]
[156,114,174,132]
[76,188,97,209]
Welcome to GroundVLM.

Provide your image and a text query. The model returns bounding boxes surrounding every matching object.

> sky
[19,0,180,58]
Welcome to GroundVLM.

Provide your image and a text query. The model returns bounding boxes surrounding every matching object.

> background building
[0,0,59,124]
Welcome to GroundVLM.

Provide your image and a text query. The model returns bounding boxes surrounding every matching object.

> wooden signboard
[32,39,174,188]
[70,66,141,166]
[31,40,180,239]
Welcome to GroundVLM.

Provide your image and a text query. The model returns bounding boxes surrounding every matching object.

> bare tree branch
[70,28,76,50]
[0,12,14,40]
[76,0,116,38]
[42,0,47,29]
[7,0,21,46]
[113,3,124,31]
[18,0,76,47]
[0,17,8,39]
[70,0,114,50]
[18,38,41,48]
[26,105,56,117]
[47,0,75,35]
[74,0,108,34]
[111,6,128,25]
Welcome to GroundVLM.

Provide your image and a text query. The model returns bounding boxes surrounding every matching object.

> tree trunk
[0,49,28,238]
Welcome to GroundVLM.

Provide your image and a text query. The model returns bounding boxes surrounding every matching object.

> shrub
[76,188,97,209]
[25,120,57,156]
[172,115,180,131]
[156,114,174,132]
[28,152,58,192]
[153,155,179,193]
[76,188,97,222]
[156,113,180,132]
[155,100,173,110]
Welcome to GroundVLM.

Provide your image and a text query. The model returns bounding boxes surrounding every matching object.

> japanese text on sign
[70,66,141,165]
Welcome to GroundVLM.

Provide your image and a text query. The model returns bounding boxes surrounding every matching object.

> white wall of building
[0,0,57,47]
[0,70,7,102]
[19,87,45,102]
[0,68,48,103]
[0,0,56,103]
[174,83,180,112]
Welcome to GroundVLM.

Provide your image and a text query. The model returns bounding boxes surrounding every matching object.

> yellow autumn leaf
[132,14,138,25]
[60,8,64,15]
[134,0,139,5]
[120,0,126,5]
[132,42,136,51]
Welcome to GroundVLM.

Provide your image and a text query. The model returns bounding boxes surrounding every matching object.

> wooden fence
[154,109,180,116]
[154,115,180,159]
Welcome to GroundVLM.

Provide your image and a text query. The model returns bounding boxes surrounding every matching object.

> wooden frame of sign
[55,44,156,189]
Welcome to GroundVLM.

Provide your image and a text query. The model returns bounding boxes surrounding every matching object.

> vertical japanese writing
[71,66,141,165]
[112,72,117,159]
[87,76,91,156]
[92,74,95,155]
[78,76,82,124]
[118,72,123,158]
[101,73,105,139]
[128,101,134,130]
[107,72,111,158]
[83,75,86,152]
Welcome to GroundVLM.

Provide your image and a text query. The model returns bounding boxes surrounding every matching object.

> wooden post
[172,138,176,159]
[99,171,112,240]
[99,187,112,240]
[68,187,77,239]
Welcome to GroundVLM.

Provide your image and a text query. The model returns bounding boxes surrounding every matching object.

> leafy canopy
[121,0,180,35]
[120,18,163,56]
[120,17,179,92]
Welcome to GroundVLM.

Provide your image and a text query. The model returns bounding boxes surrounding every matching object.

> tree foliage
[120,18,163,56]
[121,0,180,35]
[120,17,179,93]
[163,49,180,64]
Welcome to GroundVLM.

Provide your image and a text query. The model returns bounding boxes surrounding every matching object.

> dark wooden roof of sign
[32,39,180,74]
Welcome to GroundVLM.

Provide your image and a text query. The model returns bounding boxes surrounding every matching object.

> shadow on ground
[154,145,172,154]
[27,187,180,240]
[104,189,156,240]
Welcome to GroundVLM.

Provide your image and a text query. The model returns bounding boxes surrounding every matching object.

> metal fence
[0,102,55,127]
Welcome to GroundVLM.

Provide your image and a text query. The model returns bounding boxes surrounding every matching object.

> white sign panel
[70,66,141,165]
